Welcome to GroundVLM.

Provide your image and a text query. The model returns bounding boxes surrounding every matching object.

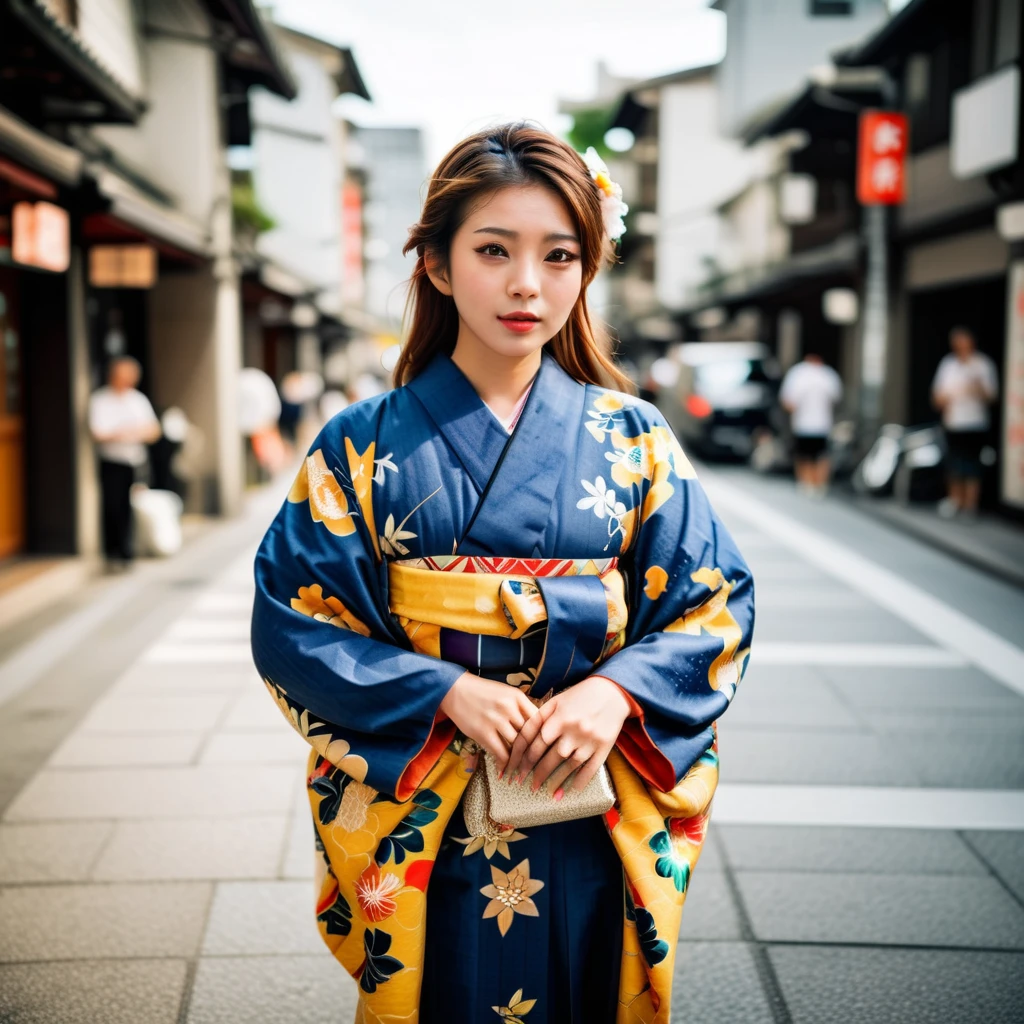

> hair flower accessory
[582,146,628,241]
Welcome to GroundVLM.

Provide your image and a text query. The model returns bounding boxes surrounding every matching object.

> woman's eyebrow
[473,227,580,243]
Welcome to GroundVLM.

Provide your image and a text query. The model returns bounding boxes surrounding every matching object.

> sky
[269,0,727,168]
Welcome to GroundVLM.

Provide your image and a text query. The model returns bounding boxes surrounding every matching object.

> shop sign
[952,64,1019,181]
[1003,261,1024,510]
[11,201,70,272]
[89,244,158,288]
[856,111,908,205]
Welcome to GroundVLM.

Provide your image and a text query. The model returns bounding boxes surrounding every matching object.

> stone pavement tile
[674,942,773,1023]
[281,810,316,880]
[753,607,930,644]
[821,665,1024,711]
[678,871,744,941]
[900,733,1024,788]
[719,729,920,785]
[77,693,233,734]
[735,871,1024,948]
[222,692,287,731]
[201,880,324,955]
[769,946,1024,1024]
[4,765,298,821]
[963,831,1024,904]
[92,815,290,881]
[695,823,725,873]
[186,954,358,1024]
[725,678,863,730]
[48,732,204,767]
[0,958,187,1024]
[739,664,830,688]
[0,882,211,960]
[111,661,260,694]
[862,708,1024,735]
[718,825,986,875]
[199,729,308,764]
[0,822,112,883]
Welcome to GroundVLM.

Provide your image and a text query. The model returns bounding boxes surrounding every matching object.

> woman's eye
[547,249,580,264]
[477,244,507,258]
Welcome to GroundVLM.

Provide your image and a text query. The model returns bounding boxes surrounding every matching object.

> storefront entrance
[0,266,24,558]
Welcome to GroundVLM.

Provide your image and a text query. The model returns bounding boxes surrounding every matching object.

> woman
[251,123,754,1023]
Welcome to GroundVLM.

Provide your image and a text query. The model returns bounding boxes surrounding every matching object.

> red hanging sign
[857,110,908,205]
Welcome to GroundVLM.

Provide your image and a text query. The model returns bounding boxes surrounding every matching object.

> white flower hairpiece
[582,146,628,241]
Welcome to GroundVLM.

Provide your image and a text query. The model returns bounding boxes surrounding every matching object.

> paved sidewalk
[0,470,1022,1022]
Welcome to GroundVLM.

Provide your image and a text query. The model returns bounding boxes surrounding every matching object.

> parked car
[657,342,781,460]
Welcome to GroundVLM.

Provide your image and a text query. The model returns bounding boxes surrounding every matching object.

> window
[810,0,853,15]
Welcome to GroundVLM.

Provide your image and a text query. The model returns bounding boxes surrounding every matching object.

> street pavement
[0,467,1022,1023]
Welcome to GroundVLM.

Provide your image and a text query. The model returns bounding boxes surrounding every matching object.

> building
[241,25,370,399]
[837,0,1024,512]
[0,0,296,563]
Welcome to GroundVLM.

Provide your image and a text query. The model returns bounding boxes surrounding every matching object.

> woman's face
[432,184,584,362]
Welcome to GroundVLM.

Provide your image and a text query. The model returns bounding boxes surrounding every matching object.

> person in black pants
[88,358,161,570]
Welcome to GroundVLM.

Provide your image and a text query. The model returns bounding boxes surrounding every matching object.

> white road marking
[167,619,251,640]
[705,476,1024,698]
[143,643,253,664]
[754,643,967,666]
[192,593,254,613]
[714,783,1024,831]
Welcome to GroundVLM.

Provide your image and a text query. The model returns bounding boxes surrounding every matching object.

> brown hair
[395,122,633,392]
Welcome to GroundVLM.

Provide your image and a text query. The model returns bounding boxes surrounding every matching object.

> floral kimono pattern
[251,351,754,1023]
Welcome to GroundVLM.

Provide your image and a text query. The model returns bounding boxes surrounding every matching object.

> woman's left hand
[503,675,631,797]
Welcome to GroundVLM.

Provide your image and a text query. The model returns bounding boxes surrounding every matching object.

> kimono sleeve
[597,409,754,791]
[250,428,464,801]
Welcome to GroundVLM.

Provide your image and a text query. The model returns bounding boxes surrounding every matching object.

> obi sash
[387,556,628,696]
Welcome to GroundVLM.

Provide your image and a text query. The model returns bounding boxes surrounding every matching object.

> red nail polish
[497,768,503,780]
[553,788,564,801]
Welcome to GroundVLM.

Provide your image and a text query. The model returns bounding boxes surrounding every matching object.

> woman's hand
[439,672,539,771]
[503,676,631,797]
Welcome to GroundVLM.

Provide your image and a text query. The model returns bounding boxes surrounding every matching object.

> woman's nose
[508,261,541,299]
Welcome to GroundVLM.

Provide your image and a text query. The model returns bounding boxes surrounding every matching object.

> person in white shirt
[779,350,843,497]
[88,357,161,568]
[931,326,998,518]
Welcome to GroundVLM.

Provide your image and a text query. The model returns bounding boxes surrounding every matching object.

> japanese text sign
[857,111,908,205]
[12,201,69,272]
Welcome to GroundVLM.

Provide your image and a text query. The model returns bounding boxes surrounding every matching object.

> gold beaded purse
[463,750,616,834]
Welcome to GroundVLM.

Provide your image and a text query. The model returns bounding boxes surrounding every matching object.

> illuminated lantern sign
[89,244,158,288]
[857,111,909,205]
[12,201,70,272]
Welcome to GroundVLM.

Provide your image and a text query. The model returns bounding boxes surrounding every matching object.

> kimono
[251,350,754,1024]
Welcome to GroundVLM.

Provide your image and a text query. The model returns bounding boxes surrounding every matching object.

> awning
[2,0,145,124]
[0,106,83,187]
[202,0,298,100]
[89,169,210,259]
[684,232,862,313]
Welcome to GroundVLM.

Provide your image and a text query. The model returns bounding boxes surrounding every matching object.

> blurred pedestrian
[88,357,161,570]
[932,326,998,518]
[779,349,843,498]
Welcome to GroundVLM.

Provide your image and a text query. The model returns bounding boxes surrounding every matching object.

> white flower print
[577,476,626,520]
[372,452,398,485]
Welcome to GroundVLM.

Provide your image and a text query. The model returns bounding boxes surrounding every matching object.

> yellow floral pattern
[291,583,371,636]
[288,449,356,537]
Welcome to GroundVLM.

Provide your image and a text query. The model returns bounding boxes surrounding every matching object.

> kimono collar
[461,350,587,557]
[405,351,514,494]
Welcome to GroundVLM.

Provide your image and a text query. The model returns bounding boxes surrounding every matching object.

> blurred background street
[1,0,1023,1020]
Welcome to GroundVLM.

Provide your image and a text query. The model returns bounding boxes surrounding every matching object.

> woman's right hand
[439,672,539,771]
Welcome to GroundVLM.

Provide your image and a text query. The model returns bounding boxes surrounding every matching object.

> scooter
[853,423,948,502]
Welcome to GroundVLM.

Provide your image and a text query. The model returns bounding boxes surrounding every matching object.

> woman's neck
[451,336,542,419]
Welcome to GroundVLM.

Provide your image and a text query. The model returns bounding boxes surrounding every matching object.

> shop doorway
[0,267,24,558]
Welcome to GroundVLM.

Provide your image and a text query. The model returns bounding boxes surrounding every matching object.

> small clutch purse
[463,749,616,834]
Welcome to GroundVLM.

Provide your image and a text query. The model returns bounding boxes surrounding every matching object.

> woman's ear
[424,254,453,297]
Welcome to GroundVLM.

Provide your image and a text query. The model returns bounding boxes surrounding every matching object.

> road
[0,467,1022,1023]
